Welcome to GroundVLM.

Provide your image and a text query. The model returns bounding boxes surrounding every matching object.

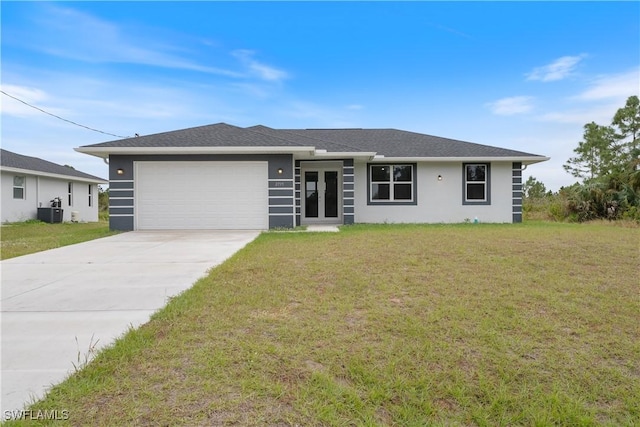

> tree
[560,95,640,222]
[523,176,547,199]
[612,95,640,156]
[98,187,109,213]
[563,122,618,181]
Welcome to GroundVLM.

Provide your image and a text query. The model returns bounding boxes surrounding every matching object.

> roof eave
[295,151,378,160]
[368,156,550,165]
[75,146,318,158]
[0,166,107,184]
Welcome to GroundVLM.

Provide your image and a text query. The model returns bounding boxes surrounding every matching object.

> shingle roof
[0,149,106,182]
[81,123,546,159]
[82,123,308,149]
[279,128,542,158]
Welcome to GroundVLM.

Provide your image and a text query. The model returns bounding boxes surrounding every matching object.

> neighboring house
[75,123,549,231]
[1,149,107,223]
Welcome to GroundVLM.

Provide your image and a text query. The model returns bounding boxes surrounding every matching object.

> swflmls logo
[3,409,70,421]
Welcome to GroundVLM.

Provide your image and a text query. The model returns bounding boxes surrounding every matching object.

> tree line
[524,95,640,222]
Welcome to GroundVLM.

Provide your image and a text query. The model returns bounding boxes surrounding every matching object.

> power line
[1,90,130,139]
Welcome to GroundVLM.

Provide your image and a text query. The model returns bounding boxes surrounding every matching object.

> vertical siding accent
[343,159,355,224]
[294,160,301,226]
[512,162,523,223]
[108,179,135,231]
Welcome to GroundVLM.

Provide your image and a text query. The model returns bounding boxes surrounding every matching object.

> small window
[463,163,491,204]
[88,185,93,207]
[68,182,73,206]
[369,164,415,203]
[13,176,25,199]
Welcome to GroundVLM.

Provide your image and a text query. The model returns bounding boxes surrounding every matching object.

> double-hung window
[463,163,491,204]
[369,164,416,204]
[88,185,93,207]
[13,176,25,199]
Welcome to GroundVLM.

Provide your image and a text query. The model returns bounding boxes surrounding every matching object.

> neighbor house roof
[76,123,549,163]
[0,149,107,183]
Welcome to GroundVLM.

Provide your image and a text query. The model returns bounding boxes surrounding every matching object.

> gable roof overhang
[1,166,107,184]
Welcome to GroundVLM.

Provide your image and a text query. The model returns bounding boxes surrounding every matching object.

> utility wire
[1,90,129,139]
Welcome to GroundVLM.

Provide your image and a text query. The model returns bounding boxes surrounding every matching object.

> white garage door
[135,161,268,230]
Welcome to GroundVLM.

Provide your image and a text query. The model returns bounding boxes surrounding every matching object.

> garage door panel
[135,162,268,230]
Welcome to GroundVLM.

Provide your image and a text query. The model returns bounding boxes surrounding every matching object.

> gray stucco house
[75,123,548,231]
[1,149,107,223]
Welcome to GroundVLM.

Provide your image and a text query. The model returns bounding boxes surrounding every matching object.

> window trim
[462,163,491,205]
[367,163,417,205]
[13,176,26,200]
[88,184,93,207]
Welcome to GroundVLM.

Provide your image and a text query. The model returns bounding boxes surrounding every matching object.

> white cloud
[537,103,621,125]
[346,104,364,110]
[485,96,534,115]
[0,84,68,118]
[575,68,640,101]
[23,5,241,77]
[538,68,640,125]
[232,50,289,82]
[526,54,587,82]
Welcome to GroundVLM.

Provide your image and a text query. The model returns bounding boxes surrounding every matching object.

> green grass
[0,220,118,260]
[5,222,639,425]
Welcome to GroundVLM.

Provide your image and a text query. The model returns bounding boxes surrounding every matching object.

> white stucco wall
[1,171,100,223]
[354,161,514,224]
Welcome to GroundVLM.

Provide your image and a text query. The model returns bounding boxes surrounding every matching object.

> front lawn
[8,222,639,425]
[0,220,117,260]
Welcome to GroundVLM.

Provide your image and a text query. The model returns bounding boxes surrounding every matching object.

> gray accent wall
[294,161,301,226]
[512,162,523,223]
[108,154,293,231]
[343,159,355,224]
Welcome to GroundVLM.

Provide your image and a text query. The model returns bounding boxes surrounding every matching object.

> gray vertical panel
[269,215,294,229]
[512,162,523,223]
[110,216,134,231]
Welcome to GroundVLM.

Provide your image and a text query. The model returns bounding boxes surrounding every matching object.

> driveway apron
[1,230,260,415]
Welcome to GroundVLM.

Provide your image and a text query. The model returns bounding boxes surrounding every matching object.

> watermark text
[4,409,69,421]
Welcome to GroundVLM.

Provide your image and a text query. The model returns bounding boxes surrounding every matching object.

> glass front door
[302,168,341,223]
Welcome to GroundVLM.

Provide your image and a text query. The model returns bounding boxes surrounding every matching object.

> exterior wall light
[437,174,443,181]
[277,168,284,175]
[116,168,125,175]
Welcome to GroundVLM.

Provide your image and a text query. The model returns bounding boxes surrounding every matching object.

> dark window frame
[462,163,491,205]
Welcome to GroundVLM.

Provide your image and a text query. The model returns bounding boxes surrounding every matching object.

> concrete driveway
[1,230,260,415]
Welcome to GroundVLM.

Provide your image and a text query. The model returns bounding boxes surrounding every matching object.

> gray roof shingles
[1,149,106,181]
[82,123,545,159]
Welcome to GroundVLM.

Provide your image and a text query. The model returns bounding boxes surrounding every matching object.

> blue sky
[2,1,638,191]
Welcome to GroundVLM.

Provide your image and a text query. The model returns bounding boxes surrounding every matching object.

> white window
[463,163,490,204]
[13,176,25,199]
[88,185,93,207]
[369,164,415,203]
[68,182,73,206]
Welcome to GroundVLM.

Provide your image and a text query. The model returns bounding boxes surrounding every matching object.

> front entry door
[303,168,341,224]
